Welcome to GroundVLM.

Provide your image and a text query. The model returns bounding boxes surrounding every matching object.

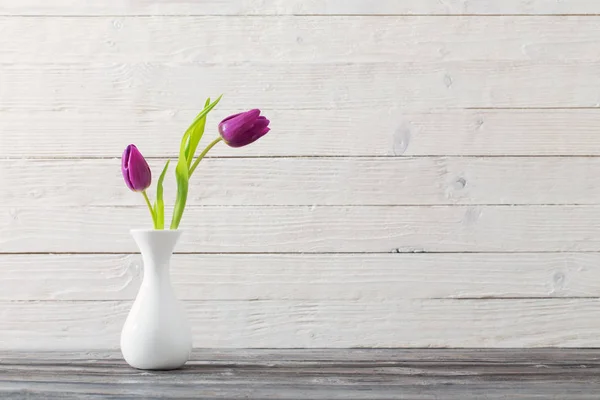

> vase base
[127,363,188,371]
[122,354,190,371]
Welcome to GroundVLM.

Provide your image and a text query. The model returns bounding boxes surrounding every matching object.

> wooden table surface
[1,349,600,399]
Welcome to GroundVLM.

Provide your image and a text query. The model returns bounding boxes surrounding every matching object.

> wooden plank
[2,299,600,348]
[2,62,600,111]
[1,351,600,400]
[6,157,600,206]
[2,205,600,253]
[3,383,595,400]
[2,109,600,157]
[3,16,600,63]
[6,348,600,363]
[1,0,600,16]
[1,253,596,301]
[394,109,600,156]
[3,350,600,399]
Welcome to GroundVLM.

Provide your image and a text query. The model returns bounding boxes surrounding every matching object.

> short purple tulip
[121,144,152,192]
[218,109,270,148]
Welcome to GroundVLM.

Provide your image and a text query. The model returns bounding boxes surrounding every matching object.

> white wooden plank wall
[1,0,600,349]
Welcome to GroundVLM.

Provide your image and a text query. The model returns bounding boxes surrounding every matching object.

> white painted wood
[393,109,600,156]
[1,0,600,15]
[1,205,600,253]
[0,253,596,301]
[3,17,600,63]
[3,109,600,157]
[1,299,599,349]
[3,62,600,111]
[1,0,599,350]
[4,157,600,206]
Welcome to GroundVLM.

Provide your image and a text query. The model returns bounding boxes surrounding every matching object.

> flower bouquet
[119,96,270,370]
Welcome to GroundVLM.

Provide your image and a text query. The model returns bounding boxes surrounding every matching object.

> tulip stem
[142,190,157,229]
[189,137,223,176]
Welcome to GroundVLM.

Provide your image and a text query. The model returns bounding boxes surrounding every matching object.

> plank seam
[10,155,600,160]
[3,298,599,303]
[3,14,600,17]
[8,204,600,209]
[3,250,600,255]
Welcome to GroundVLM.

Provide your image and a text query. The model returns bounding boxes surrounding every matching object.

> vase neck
[131,229,182,276]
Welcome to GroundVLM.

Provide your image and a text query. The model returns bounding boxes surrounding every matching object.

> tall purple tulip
[218,109,270,148]
[121,144,152,192]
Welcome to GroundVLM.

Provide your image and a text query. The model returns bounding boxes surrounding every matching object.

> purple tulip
[218,109,270,148]
[121,144,152,192]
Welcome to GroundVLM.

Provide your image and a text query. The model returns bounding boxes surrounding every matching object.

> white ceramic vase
[121,229,192,370]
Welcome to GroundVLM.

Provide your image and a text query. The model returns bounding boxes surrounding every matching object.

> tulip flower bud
[218,109,270,148]
[121,144,152,192]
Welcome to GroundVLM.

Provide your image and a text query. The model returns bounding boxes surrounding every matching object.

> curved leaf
[154,159,170,229]
[170,130,191,230]
[171,94,222,229]
[185,97,211,169]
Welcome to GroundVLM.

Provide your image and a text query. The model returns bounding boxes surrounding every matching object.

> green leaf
[171,156,189,230]
[154,160,170,230]
[170,130,191,230]
[169,95,222,230]
[187,95,222,134]
[169,95,222,229]
[185,97,211,169]
[183,95,222,162]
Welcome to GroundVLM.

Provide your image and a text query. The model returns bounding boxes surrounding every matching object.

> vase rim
[130,228,184,234]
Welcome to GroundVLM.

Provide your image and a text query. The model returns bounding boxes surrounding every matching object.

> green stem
[142,190,157,229]
[189,137,223,176]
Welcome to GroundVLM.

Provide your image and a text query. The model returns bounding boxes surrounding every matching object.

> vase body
[121,229,192,370]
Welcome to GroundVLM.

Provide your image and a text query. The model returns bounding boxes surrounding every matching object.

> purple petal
[226,122,270,148]
[122,145,131,170]
[218,109,261,143]
[251,117,270,132]
[121,144,151,191]
[219,112,243,124]
[121,145,135,191]
[226,109,260,128]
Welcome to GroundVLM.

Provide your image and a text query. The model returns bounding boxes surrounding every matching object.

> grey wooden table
[1,349,599,399]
